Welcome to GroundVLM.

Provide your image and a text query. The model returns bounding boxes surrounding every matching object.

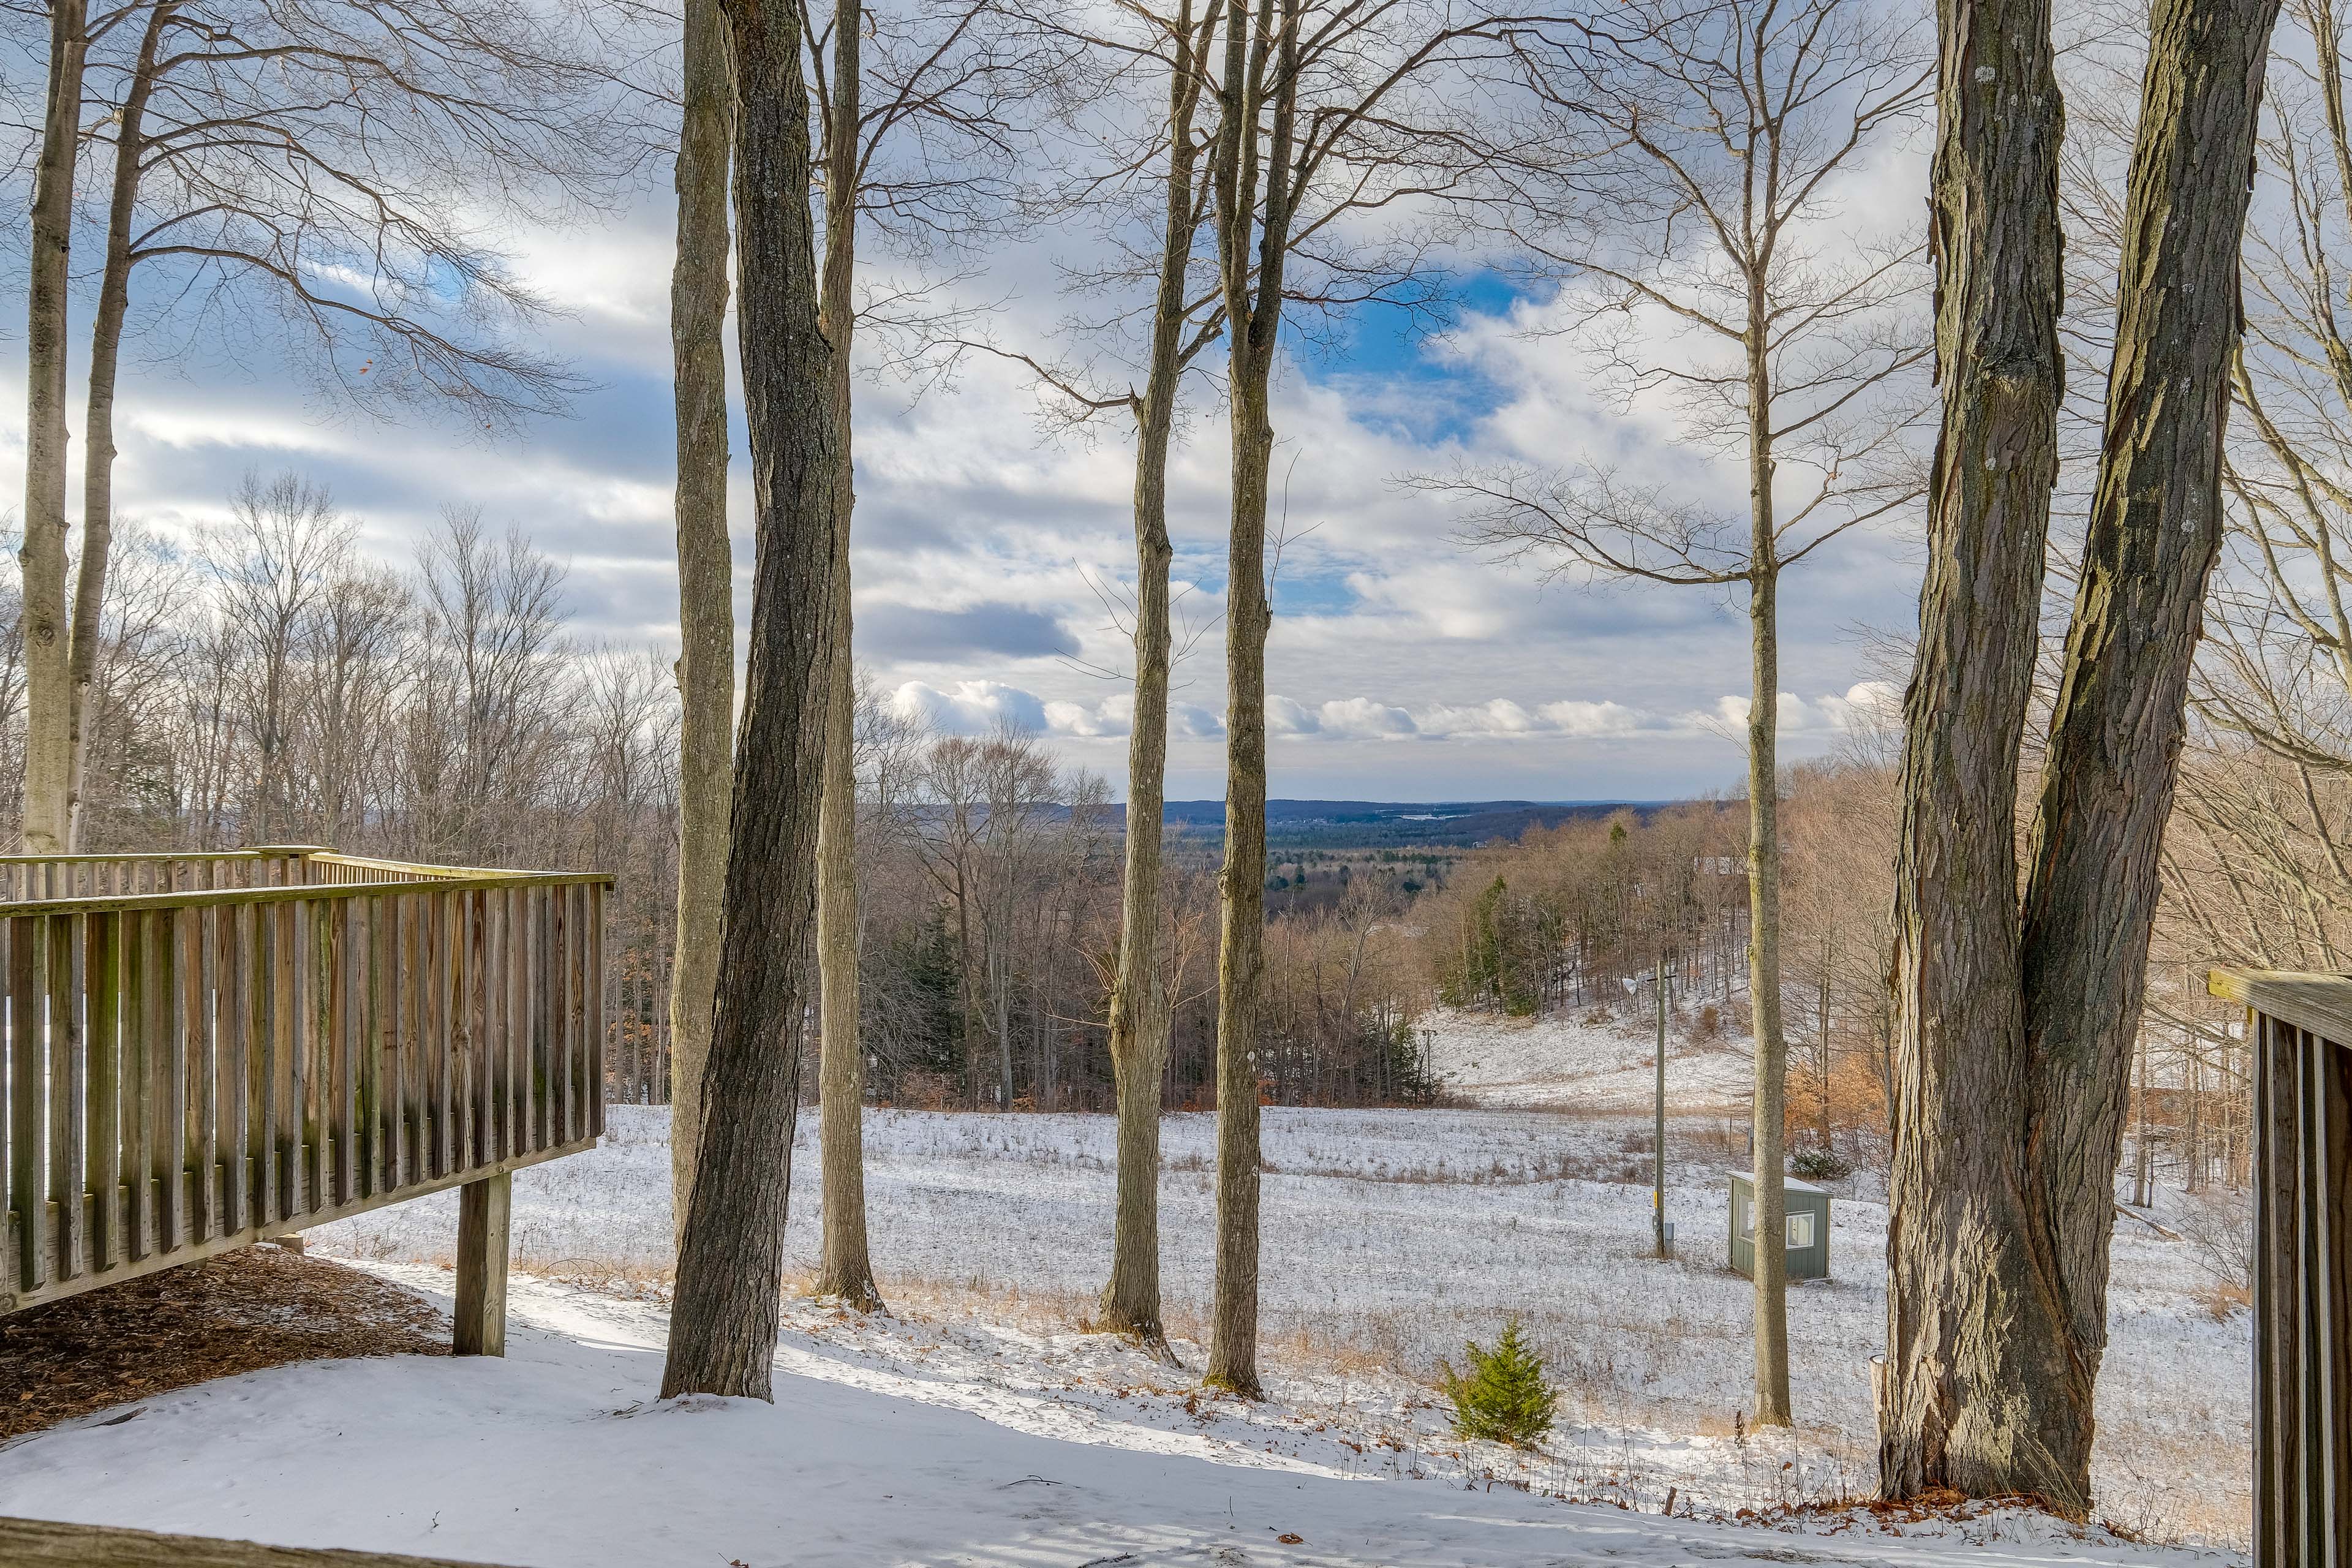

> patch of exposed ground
[0,1245,445,1442]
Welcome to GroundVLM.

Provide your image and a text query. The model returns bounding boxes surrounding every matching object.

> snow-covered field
[276,1093,2250,1551]
[0,1011,2253,1566]
[1423,1003,1755,1111]
[0,1273,2233,1568]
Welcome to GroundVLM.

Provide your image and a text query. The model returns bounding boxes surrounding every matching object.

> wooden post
[453,1170,510,1356]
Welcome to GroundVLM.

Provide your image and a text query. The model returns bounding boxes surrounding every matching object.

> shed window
[1735,1194,1754,1239]
[1786,1212,1816,1250]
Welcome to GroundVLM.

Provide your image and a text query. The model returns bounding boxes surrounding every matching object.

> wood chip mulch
[0,1245,447,1442]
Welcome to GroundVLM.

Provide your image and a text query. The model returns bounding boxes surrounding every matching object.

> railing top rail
[0,846,616,921]
[0,867,613,918]
[303,851,546,880]
[0,850,282,865]
[2208,967,2352,1046]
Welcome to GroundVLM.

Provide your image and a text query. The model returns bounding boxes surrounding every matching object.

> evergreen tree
[1441,1319,1557,1446]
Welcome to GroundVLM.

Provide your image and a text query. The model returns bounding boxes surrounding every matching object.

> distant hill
[1136,798,1675,848]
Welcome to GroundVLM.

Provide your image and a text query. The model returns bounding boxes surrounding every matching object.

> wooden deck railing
[0,848,610,1326]
[2209,968,2351,1568]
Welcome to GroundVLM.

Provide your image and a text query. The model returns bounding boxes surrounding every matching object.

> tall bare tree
[660,0,842,1403]
[802,0,1071,1303]
[972,0,1229,1355]
[1437,0,1930,1425]
[811,0,881,1311]
[668,0,736,1246]
[1094,0,1224,1358]
[32,0,627,846]
[1880,0,2281,1512]
[18,0,93,852]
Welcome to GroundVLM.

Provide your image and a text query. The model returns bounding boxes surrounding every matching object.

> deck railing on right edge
[2209,968,2352,1568]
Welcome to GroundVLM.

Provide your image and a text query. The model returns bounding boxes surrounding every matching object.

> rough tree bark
[1882,0,2279,1512]
[1205,0,1296,1401]
[1097,0,1218,1359]
[661,0,840,1402]
[1744,308,1791,1424]
[69,1,180,848]
[667,0,737,1249]
[814,0,884,1313]
[19,0,91,854]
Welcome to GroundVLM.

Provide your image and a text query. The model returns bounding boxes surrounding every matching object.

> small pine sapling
[1439,1317,1557,1446]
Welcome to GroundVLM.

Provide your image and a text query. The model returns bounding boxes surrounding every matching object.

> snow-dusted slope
[1424,1005,1753,1110]
[0,1278,2231,1568]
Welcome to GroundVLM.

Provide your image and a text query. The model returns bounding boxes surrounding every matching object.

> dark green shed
[1728,1172,1831,1281]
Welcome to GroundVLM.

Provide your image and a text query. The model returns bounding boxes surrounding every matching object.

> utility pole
[1655,951,1669,1259]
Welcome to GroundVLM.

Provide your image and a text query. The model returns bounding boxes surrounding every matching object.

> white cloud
[1311,697,1421,739]
[1702,685,1902,736]
[890,679,1047,735]
[1042,692,1134,738]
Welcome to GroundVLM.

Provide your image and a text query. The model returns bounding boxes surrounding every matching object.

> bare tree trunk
[69,2,177,848]
[1744,312,1792,1428]
[1205,0,1297,1401]
[19,0,89,854]
[661,0,840,1403]
[813,0,883,1314]
[1209,347,1272,1398]
[2131,1029,2152,1207]
[1882,0,2278,1510]
[667,0,736,1250]
[1098,0,1215,1357]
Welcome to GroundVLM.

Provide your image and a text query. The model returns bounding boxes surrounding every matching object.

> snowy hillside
[1423,1005,1754,1111]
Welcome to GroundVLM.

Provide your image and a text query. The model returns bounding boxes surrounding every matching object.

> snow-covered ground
[277,1098,2249,1552]
[0,1014,2252,1565]
[0,1270,2230,1568]
[1423,1003,1754,1111]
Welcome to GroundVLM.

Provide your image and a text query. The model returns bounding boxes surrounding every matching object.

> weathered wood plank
[0,1514,521,1566]
[453,1170,510,1357]
[48,912,82,1283]
[11,1136,594,1313]
[87,912,121,1272]
[4,919,29,1295]
[123,910,151,1261]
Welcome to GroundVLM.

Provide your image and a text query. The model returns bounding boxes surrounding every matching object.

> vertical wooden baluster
[436,888,456,1178]
[483,889,505,1163]
[500,889,516,1159]
[365,897,389,1198]
[326,897,350,1207]
[382,894,401,1189]
[589,885,606,1138]
[1,918,11,1296]
[283,897,306,1220]
[88,911,122,1271]
[567,884,586,1144]
[417,890,439,1182]
[402,891,422,1186]
[304,897,326,1216]
[552,886,573,1145]
[186,907,212,1245]
[469,889,486,1166]
[217,903,246,1237]
[49,911,84,1282]
[249,897,276,1231]
[526,888,545,1153]
[8,918,37,1293]
[149,908,178,1256]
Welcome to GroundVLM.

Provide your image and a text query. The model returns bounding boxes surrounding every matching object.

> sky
[1,24,1937,806]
